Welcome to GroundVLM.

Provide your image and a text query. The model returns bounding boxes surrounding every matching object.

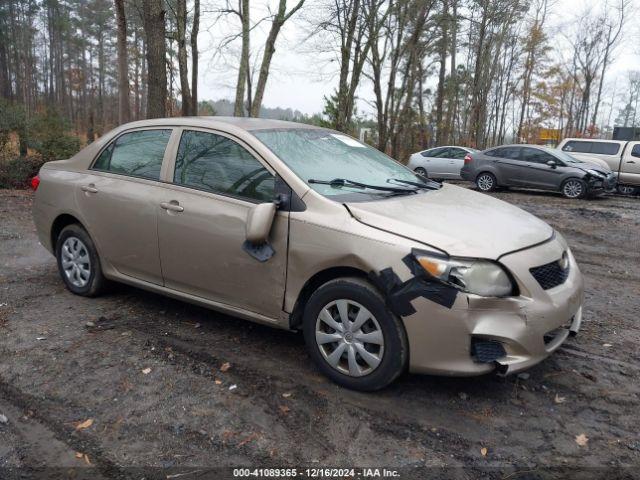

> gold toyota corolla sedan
[32,117,584,390]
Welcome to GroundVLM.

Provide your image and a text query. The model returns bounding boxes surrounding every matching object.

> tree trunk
[176,0,192,116]
[434,0,448,145]
[234,0,250,116]
[115,0,130,124]
[142,0,167,118]
[191,0,200,115]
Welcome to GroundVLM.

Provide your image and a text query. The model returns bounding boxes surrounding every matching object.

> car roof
[113,116,321,132]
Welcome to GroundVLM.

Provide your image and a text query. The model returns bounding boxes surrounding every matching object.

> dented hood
[345,184,553,259]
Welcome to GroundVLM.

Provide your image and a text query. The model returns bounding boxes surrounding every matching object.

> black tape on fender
[368,254,459,316]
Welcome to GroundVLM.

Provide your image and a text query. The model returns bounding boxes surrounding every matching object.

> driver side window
[173,130,275,202]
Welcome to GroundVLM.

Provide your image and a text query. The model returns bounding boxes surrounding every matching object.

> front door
[156,128,288,320]
[519,147,566,189]
[619,142,640,185]
[76,128,173,285]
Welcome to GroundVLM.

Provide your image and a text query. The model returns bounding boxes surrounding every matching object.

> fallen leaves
[237,432,259,448]
[554,394,566,404]
[141,367,151,375]
[480,447,488,456]
[278,405,290,415]
[575,433,589,447]
[75,418,94,430]
[75,452,91,465]
[220,362,231,372]
[282,392,292,398]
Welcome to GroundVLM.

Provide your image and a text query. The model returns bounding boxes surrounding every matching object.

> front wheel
[561,178,587,199]
[618,184,637,196]
[55,224,107,297]
[302,278,408,391]
[476,172,497,192]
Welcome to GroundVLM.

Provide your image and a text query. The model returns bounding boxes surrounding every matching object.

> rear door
[619,142,640,185]
[156,128,288,320]
[491,147,525,185]
[446,147,469,178]
[77,128,173,285]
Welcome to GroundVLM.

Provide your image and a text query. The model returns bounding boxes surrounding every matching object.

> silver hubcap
[563,180,582,198]
[477,174,494,191]
[415,168,427,177]
[619,185,634,195]
[315,299,384,377]
[61,237,91,288]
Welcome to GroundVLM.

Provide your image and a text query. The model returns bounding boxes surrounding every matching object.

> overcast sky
[196,0,639,117]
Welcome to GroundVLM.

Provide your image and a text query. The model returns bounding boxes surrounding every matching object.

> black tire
[561,178,587,199]
[476,172,497,192]
[414,167,428,178]
[55,224,106,297]
[302,277,408,391]
[618,184,637,196]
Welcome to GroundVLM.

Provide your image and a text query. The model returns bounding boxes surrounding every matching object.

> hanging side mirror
[547,160,557,169]
[243,202,277,262]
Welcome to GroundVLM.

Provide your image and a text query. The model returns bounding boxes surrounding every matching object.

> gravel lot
[0,187,639,479]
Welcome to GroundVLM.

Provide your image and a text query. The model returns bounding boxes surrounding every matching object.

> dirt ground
[0,187,639,479]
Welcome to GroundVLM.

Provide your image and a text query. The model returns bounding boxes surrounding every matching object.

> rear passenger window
[174,130,275,202]
[486,147,519,159]
[632,144,640,158]
[92,129,171,180]
[562,141,591,153]
[590,142,620,155]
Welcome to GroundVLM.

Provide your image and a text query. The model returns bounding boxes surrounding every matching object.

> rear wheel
[55,224,106,296]
[302,278,408,391]
[414,167,428,178]
[561,178,587,199]
[476,172,497,192]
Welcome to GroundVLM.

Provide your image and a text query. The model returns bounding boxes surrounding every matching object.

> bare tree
[234,0,250,116]
[115,0,131,124]
[249,0,305,117]
[191,0,200,114]
[142,0,167,118]
[176,0,193,116]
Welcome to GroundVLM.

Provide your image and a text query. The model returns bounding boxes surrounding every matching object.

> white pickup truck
[557,138,640,195]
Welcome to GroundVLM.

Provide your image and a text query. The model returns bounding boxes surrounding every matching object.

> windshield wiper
[308,178,418,194]
[388,178,441,190]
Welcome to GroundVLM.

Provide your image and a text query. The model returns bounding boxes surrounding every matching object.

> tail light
[31,175,40,191]
[464,154,473,164]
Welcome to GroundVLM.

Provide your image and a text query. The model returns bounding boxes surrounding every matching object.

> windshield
[552,148,583,164]
[252,128,428,200]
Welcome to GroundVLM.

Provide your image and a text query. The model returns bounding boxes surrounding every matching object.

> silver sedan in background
[408,146,479,180]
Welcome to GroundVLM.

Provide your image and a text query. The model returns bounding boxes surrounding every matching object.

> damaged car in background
[460,144,616,199]
[32,118,584,390]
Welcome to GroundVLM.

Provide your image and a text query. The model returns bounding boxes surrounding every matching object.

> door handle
[627,160,636,164]
[160,201,184,213]
[81,184,98,193]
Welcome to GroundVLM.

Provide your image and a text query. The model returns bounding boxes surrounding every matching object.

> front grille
[530,260,569,290]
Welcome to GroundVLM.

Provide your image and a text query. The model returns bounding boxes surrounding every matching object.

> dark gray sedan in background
[460,144,617,199]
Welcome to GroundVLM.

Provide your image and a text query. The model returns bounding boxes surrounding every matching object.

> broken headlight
[414,252,515,297]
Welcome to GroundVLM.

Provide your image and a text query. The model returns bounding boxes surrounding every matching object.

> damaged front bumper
[400,236,584,377]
